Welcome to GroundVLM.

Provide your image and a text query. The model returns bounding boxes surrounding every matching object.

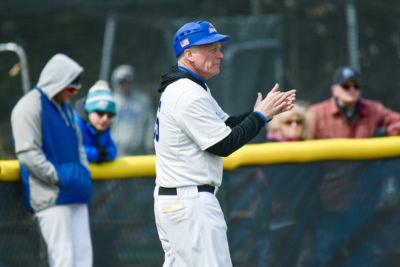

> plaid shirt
[307,97,400,139]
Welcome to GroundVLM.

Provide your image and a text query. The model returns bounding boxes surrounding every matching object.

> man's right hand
[253,83,296,121]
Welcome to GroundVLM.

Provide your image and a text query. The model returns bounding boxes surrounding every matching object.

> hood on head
[37,53,83,99]
[111,64,134,94]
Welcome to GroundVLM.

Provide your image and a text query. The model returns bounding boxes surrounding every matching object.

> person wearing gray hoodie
[110,64,155,156]
[11,53,93,267]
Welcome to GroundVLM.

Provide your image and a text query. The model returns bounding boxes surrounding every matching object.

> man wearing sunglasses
[74,80,117,163]
[307,66,400,266]
[11,54,93,267]
[308,66,400,138]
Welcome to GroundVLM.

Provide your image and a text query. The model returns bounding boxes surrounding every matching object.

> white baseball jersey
[154,78,231,187]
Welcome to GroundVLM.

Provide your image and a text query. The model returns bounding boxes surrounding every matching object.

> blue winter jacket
[74,97,117,163]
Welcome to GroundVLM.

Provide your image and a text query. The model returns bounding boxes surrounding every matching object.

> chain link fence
[1,156,400,266]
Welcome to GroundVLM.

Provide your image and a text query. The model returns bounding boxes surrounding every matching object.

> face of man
[53,87,78,104]
[331,79,360,106]
[187,42,224,80]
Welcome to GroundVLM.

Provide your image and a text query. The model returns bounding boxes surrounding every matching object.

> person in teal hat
[74,80,117,163]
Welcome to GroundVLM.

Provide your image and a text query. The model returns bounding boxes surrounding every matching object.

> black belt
[158,185,215,195]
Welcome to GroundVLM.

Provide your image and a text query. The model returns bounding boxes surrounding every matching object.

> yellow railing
[1,136,400,181]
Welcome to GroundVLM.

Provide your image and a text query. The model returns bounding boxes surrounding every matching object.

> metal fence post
[0,42,31,94]
[99,12,117,81]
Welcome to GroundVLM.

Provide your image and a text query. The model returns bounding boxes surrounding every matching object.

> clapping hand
[253,83,296,121]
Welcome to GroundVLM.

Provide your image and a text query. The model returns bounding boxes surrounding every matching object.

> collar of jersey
[178,66,207,84]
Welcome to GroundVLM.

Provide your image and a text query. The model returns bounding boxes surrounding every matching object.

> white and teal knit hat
[84,80,116,115]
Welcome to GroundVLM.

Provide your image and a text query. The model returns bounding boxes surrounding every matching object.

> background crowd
[2,1,400,157]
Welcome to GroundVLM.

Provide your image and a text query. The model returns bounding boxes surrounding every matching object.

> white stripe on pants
[36,204,92,267]
[154,185,233,267]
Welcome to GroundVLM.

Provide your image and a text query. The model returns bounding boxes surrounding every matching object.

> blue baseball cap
[173,21,231,57]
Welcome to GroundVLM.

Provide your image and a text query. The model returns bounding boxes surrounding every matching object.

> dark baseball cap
[332,66,361,85]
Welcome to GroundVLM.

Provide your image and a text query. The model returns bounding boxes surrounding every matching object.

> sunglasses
[341,83,360,91]
[283,119,303,126]
[95,111,115,119]
[66,87,78,94]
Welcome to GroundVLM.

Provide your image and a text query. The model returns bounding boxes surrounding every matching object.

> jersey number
[154,101,161,142]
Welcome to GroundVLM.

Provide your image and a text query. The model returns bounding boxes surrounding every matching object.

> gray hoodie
[11,53,89,212]
[110,65,155,156]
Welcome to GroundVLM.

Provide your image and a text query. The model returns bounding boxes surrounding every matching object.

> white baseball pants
[154,185,233,267]
[35,204,93,267]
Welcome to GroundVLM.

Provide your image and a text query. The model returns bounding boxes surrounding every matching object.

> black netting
[1,157,399,266]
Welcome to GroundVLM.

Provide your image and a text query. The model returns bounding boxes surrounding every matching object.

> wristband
[254,111,267,123]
